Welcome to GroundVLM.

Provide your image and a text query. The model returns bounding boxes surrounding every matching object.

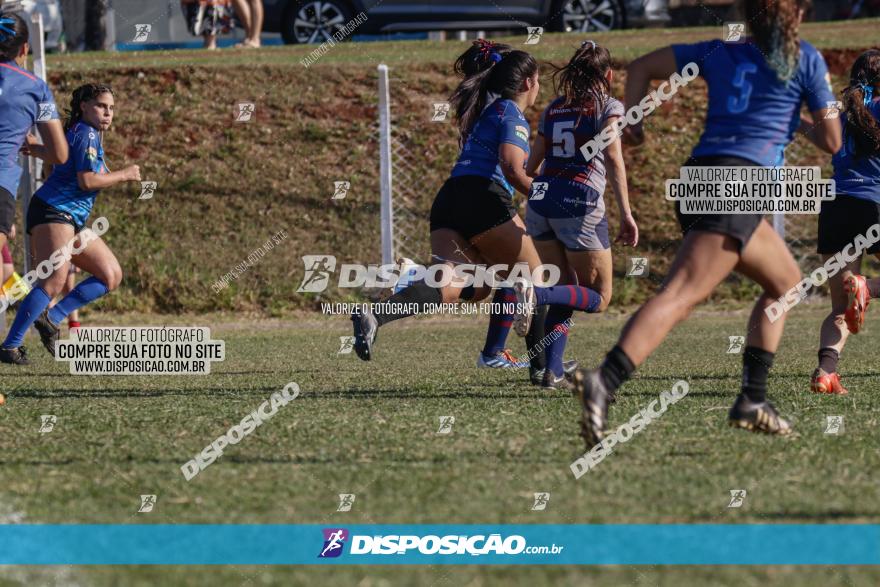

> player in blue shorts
[0,12,68,261]
[811,50,880,395]
[0,84,141,364]
[574,0,842,444]
[514,41,638,391]
[351,40,617,366]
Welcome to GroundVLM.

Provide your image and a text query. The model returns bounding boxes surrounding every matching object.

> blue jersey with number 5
[672,39,835,166]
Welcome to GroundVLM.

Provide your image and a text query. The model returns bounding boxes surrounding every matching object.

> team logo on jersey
[133,24,152,43]
[138,495,157,513]
[319,528,349,558]
[531,492,550,511]
[514,125,529,142]
[39,414,57,434]
[437,416,455,434]
[727,489,747,508]
[139,181,157,200]
[36,102,56,122]
[824,415,844,435]
[524,27,543,45]
[298,255,337,293]
[431,102,450,122]
[529,181,548,201]
[337,494,356,512]
[723,22,746,43]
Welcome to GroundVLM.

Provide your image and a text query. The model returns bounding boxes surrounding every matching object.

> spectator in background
[231,0,262,48]
[60,0,107,51]
[181,0,234,49]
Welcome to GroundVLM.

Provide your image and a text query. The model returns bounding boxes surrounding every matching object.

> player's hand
[615,214,639,247]
[19,134,41,157]
[124,165,141,182]
[622,124,645,146]
[8,224,16,241]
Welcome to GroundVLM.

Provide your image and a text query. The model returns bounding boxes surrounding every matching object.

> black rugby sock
[373,280,442,326]
[817,347,839,374]
[525,305,548,371]
[742,346,774,404]
[599,345,635,392]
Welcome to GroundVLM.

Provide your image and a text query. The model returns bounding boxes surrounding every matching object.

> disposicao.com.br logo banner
[2,525,880,564]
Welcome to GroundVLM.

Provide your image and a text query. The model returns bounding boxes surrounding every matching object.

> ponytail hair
[841,49,880,158]
[449,39,538,141]
[0,12,28,62]
[65,83,113,132]
[552,40,612,110]
[743,0,810,82]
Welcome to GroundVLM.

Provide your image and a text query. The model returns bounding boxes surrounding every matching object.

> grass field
[2,305,880,585]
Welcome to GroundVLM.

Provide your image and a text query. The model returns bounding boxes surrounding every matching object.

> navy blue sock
[482,287,515,357]
[534,285,601,312]
[48,277,110,326]
[3,287,52,348]
[544,306,573,377]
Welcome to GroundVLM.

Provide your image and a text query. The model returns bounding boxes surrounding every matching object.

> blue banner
[1,524,878,565]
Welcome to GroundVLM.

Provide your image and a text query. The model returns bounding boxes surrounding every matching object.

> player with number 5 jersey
[574,0,842,445]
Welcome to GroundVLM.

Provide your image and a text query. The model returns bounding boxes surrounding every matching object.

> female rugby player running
[0,84,140,364]
[515,40,638,391]
[351,41,609,365]
[574,0,841,446]
[811,50,880,395]
[0,12,67,264]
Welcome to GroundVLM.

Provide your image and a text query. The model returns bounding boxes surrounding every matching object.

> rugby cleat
[512,278,535,337]
[574,368,612,449]
[350,309,378,362]
[727,394,792,435]
[810,369,849,395]
[34,309,60,357]
[477,349,528,369]
[530,360,579,386]
[0,346,30,366]
[844,275,869,334]
[541,369,576,393]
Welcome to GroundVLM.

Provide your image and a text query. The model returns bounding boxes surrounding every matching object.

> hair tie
[0,17,16,41]
[474,38,502,64]
[860,83,875,106]
[581,40,597,50]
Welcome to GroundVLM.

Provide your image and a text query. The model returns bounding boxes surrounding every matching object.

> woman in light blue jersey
[0,84,141,364]
[0,12,67,268]
[574,0,843,443]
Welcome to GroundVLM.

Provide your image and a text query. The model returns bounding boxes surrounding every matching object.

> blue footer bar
[1,524,878,565]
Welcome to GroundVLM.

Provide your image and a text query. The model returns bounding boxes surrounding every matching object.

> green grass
[1,306,880,584]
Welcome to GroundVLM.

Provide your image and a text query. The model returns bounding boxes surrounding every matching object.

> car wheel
[282,0,353,45]
[553,0,622,33]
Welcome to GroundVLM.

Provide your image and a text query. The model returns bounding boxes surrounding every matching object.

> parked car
[263,0,667,45]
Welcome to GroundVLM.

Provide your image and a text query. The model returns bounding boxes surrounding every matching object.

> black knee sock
[818,347,840,374]
[525,305,549,371]
[742,346,774,403]
[373,281,442,326]
[599,345,635,392]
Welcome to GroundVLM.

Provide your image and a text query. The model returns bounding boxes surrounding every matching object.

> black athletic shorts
[817,194,880,255]
[430,175,517,240]
[26,196,84,234]
[674,155,764,250]
[0,187,15,236]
